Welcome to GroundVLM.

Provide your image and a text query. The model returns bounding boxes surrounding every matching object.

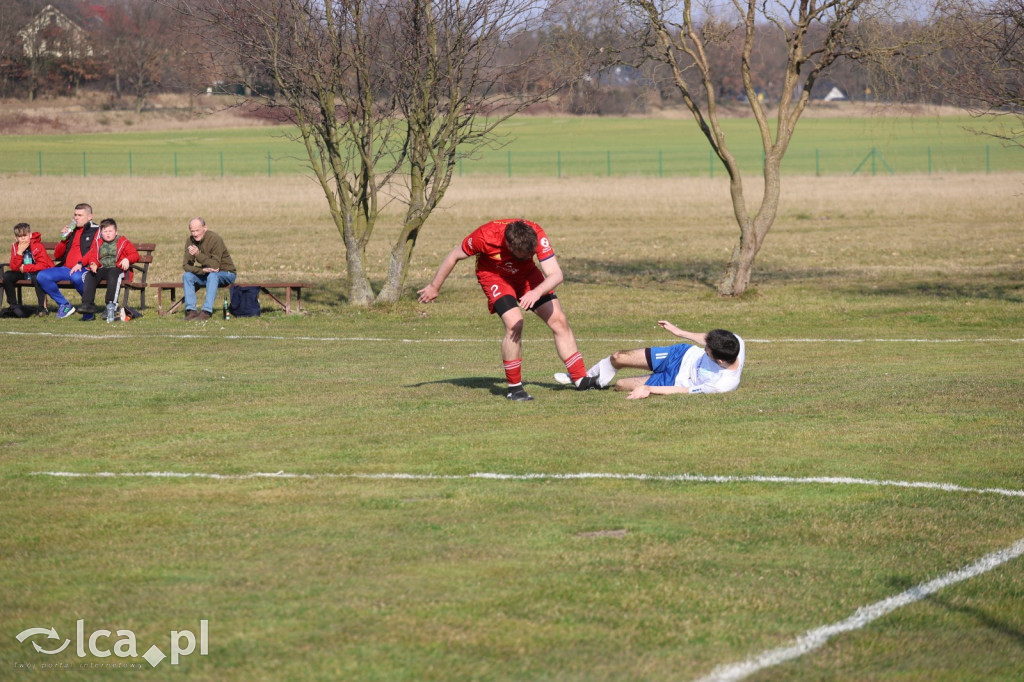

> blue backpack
[229,286,261,317]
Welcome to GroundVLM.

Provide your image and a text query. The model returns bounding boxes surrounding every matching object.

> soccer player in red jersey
[418,218,599,401]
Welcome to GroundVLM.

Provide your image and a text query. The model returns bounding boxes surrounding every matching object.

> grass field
[1,167,1023,679]
[1,113,1023,177]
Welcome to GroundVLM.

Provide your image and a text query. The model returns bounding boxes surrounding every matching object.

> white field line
[25,470,1024,680]
[27,470,1024,499]
[695,537,1024,682]
[2,330,1023,344]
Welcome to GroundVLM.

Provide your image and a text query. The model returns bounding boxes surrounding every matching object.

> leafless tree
[931,0,1024,146]
[100,0,179,113]
[0,2,41,97]
[620,0,921,296]
[180,0,585,307]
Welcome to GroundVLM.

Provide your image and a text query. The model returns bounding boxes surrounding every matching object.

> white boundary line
[27,470,1024,499]
[26,470,1024,680]
[2,330,1023,344]
[695,537,1024,682]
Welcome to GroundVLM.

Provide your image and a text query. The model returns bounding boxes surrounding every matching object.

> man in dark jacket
[181,217,236,321]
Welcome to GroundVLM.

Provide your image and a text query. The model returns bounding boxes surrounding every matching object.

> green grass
[0,113,1022,177]
[0,171,1023,679]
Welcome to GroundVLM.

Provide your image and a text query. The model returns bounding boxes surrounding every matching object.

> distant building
[18,4,93,59]
[822,86,849,102]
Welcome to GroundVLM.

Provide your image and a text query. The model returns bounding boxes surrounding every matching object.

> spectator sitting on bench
[182,217,236,321]
[78,218,140,322]
[36,203,100,319]
[3,222,54,318]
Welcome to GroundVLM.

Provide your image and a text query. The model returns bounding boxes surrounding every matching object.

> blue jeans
[182,271,236,313]
[36,267,86,307]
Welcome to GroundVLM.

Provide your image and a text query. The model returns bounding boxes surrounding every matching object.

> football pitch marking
[3,330,1024,345]
[696,537,1024,682]
[29,470,1024,499]
[29,470,1024,680]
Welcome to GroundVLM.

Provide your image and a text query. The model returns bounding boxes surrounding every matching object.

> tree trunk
[717,157,782,296]
[375,217,423,305]
[345,245,375,307]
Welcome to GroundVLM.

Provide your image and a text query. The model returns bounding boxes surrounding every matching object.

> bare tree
[0,2,42,97]
[180,0,582,307]
[932,0,1024,146]
[100,0,179,113]
[621,1,917,296]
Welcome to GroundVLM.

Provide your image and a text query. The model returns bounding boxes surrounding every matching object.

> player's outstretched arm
[658,321,707,346]
[626,384,691,400]
[418,246,470,303]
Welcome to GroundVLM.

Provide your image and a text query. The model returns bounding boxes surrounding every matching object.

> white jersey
[675,335,745,394]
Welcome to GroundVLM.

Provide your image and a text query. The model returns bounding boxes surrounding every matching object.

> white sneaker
[553,372,572,385]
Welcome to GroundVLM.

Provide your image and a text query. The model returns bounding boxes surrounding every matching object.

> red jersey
[461,219,554,279]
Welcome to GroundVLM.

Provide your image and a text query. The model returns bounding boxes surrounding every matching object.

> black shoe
[505,385,534,402]
[77,303,98,314]
[184,309,199,320]
[575,375,602,391]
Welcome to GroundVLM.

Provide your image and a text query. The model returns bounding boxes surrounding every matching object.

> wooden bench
[151,281,310,316]
[1,241,156,311]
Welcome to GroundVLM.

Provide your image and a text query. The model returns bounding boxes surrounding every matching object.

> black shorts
[492,291,558,316]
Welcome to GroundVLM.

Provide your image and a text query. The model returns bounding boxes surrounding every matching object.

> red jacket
[53,222,99,270]
[9,232,55,274]
[83,236,140,282]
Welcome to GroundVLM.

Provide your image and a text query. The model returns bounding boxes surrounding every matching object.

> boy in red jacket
[78,218,139,321]
[3,223,55,317]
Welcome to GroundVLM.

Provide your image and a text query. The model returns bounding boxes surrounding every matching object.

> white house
[18,4,93,59]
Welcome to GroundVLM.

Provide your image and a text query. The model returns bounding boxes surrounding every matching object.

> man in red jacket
[36,203,100,319]
[3,223,55,317]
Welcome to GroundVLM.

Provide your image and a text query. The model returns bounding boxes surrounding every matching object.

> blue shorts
[644,344,695,387]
